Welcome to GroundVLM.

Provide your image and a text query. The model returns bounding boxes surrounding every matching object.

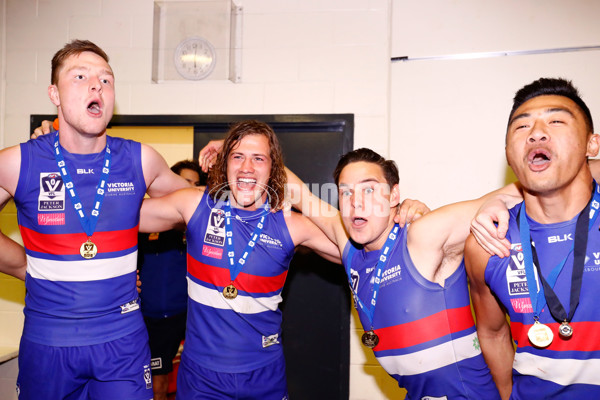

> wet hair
[207,120,286,209]
[51,39,110,85]
[333,148,399,187]
[508,77,594,133]
[171,159,207,186]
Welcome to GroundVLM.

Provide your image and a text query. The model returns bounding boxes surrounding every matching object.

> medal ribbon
[345,224,399,328]
[53,132,111,238]
[518,183,600,324]
[223,201,269,283]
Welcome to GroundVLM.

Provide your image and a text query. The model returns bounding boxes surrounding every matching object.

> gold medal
[528,321,553,348]
[558,321,573,339]
[361,330,379,349]
[223,284,238,299]
[80,239,98,259]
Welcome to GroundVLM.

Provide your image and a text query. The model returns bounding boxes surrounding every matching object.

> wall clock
[173,36,217,80]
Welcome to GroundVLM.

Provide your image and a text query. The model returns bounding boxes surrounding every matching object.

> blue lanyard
[518,182,600,322]
[53,132,111,238]
[223,202,268,283]
[346,224,399,327]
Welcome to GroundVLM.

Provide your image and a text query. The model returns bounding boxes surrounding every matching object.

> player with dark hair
[466,77,600,399]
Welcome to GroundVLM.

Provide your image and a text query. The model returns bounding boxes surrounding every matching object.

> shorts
[176,351,288,400]
[17,325,152,400]
[145,312,187,375]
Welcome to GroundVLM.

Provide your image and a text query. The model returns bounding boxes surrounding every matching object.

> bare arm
[285,211,341,264]
[407,184,522,282]
[0,228,27,280]
[465,234,514,400]
[139,187,203,233]
[141,144,190,197]
[0,188,26,280]
[285,167,349,255]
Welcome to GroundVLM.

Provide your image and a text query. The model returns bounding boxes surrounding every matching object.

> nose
[89,77,102,93]
[240,156,254,172]
[528,120,549,143]
[351,192,363,209]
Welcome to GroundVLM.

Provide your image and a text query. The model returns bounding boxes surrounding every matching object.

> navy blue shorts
[145,312,186,375]
[17,325,152,400]
[176,351,288,400]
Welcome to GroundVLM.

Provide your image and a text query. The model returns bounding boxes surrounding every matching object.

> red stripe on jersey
[511,321,600,351]
[374,305,475,351]
[19,225,139,255]
[188,254,288,294]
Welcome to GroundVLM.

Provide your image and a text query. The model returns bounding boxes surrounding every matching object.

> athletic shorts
[17,325,152,400]
[176,351,288,400]
[145,312,186,375]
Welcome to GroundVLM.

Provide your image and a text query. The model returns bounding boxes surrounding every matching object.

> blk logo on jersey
[204,208,226,246]
[39,172,65,211]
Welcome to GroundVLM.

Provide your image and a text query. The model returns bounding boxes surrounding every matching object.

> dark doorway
[31,113,353,399]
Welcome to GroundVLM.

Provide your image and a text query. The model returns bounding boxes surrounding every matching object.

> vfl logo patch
[202,245,223,259]
[39,172,65,211]
[262,333,280,348]
[506,244,536,296]
[120,299,140,314]
[38,213,65,225]
[143,364,152,389]
[204,208,226,246]
[421,396,448,400]
[150,357,162,370]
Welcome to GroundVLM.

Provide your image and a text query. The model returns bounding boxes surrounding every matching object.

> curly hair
[207,120,286,209]
[51,39,110,85]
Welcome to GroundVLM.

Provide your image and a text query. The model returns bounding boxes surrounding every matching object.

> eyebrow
[65,65,114,77]
[230,151,269,158]
[509,107,575,127]
[339,178,380,188]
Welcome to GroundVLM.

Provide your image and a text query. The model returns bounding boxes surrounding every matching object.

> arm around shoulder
[141,144,189,198]
[465,234,514,400]
[285,211,343,264]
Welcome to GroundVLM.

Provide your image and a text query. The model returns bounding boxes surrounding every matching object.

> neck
[364,217,396,252]
[57,125,107,154]
[229,193,268,211]
[523,174,594,224]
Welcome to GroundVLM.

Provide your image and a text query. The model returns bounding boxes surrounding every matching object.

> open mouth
[237,177,257,190]
[87,100,102,116]
[352,217,367,227]
[528,148,551,169]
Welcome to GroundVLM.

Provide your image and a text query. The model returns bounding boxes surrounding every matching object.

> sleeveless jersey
[344,226,499,400]
[184,191,295,373]
[138,230,188,318]
[15,133,146,346]
[485,202,600,399]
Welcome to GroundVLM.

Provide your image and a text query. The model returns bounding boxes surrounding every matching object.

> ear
[587,133,600,158]
[390,183,400,208]
[48,85,60,106]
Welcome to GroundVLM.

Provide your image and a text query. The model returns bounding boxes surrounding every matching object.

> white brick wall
[0,0,397,397]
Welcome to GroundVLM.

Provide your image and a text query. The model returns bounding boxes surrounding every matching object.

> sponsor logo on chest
[106,181,136,196]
